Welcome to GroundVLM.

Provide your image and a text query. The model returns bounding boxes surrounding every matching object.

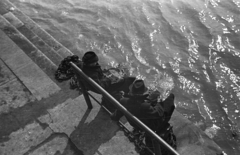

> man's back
[120,94,164,131]
[120,93,175,132]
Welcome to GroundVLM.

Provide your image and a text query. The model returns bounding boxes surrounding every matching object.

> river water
[10,0,240,154]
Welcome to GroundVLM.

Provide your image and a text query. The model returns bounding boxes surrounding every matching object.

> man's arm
[110,97,129,121]
[141,101,164,118]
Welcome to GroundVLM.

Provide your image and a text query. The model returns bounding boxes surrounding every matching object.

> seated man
[111,79,176,154]
[81,51,136,111]
[81,51,111,94]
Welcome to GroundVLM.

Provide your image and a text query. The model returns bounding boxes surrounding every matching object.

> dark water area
[10,0,240,154]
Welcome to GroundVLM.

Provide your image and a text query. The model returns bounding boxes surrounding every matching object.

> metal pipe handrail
[70,62,179,155]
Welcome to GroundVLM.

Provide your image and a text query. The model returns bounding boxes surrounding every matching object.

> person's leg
[144,134,162,155]
[110,109,124,121]
[100,96,116,112]
[152,139,162,155]
[157,125,177,155]
[145,135,154,152]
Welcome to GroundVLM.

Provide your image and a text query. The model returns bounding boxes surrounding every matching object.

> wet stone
[11,8,62,51]
[18,25,37,41]
[12,8,36,30]
[27,49,58,73]
[0,22,58,75]
[0,0,14,14]
[3,12,23,28]
[5,27,36,54]
[31,36,62,65]
[0,4,8,15]
[31,26,62,51]
[2,25,19,38]
[0,29,56,83]
[31,37,53,56]
[0,15,13,29]
[45,48,62,66]
[57,47,73,58]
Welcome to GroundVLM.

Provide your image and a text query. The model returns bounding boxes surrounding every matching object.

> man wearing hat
[110,79,164,127]
[110,79,148,114]
[81,51,111,93]
[111,79,176,154]
[81,51,136,111]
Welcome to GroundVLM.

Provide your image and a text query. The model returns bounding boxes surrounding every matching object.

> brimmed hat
[82,51,99,64]
[147,90,161,101]
[129,79,148,95]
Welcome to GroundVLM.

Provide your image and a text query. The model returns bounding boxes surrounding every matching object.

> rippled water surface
[10,0,240,154]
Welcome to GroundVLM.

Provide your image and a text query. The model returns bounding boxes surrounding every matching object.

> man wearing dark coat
[81,51,136,111]
[81,51,111,93]
[111,79,176,154]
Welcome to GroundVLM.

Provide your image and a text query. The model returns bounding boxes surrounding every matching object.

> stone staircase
[0,1,139,155]
[0,0,225,155]
[0,0,73,87]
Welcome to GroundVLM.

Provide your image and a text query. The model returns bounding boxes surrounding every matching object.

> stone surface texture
[0,29,60,100]
[3,12,23,28]
[0,122,53,155]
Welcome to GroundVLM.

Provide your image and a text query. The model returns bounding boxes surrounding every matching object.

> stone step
[0,0,77,90]
[0,59,36,114]
[0,92,137,155]
[11,8,73,58]
[0,15,58,77]
[0,29,61,101]
[37,93,138,155]
[0,0,73,59]
[3,11,63,67]
[0,3,64,67]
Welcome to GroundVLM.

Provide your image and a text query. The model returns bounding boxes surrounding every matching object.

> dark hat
[129,79,148,95]
[82,51,99,64]
[147,90,161,101]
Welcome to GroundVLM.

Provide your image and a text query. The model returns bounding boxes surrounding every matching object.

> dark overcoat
[119,93,175,133]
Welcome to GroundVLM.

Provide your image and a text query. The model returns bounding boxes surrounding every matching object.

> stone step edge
[0,15,58,82]
[4,0,74,58]
[0,28,61,101]
[2,11,64,67]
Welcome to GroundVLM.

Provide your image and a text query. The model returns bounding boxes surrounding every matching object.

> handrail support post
[77,75,93,109]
